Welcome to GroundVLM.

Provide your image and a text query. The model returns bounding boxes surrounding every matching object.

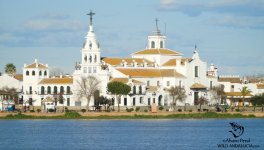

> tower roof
[133,48,182,55]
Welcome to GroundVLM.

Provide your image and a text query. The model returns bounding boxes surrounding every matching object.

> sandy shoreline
[1,111,264,118]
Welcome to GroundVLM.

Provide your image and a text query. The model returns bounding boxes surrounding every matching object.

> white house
[3,12,263,111]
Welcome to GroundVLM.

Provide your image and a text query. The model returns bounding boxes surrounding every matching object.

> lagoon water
[0,119,263,150]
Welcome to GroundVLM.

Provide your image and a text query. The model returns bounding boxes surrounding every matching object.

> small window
[195,66,199,77]
[88,67,92,73]
[60,86,64,94]
[67,98,70,106]
[75,101,81,106]
[147,81,150,86]
[179,80,182,88]
[133,86,136,94]
[157,81,160,86]
[151,41,155,48]
[32,71,35,76]
[47,86,51,94]
[210,81,213,90]
[54,86,57,94]
[94,55,97,62]
[26,71,29,76]
[39,71,42,76]
[44,71,47,76]
[83,67,87,73]
[41,86,45,95]
[93,67,97,73]
[89,55,92,63]
[29,86,32,94]
[148,98,151,105]
[84,55,87,62]
[66,86,71,94]
[160,41,163,48]
[167,81,170,86]
[140,97,143,104]
[139,86,142,94]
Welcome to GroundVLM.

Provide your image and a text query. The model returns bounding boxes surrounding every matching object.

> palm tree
[5,63,16,75]
[168,86,187,111]
[240,86,252,109]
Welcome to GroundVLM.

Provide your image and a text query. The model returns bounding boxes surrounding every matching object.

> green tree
[167,86,187,111]
[77,76,101,111]
[5,63,16,75]
[96,96,112,111]
[107,81,131,112]
[240,86,252,109]
[251,93,264,112]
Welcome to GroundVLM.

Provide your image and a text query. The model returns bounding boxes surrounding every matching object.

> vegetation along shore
[0,111,263,120]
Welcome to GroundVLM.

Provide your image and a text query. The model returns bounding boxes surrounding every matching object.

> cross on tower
[155,18,159,29]
[87,10,96,25]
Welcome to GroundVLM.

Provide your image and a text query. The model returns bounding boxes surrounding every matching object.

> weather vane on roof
[87,10,96,25]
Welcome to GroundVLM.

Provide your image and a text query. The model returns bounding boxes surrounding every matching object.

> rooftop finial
[195,45,197,50]
[155,17,159,30]
[87,10,96,26]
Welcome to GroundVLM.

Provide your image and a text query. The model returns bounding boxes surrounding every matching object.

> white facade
[2,14,263,110]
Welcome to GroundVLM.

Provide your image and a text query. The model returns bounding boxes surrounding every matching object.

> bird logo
[229,122,244,138]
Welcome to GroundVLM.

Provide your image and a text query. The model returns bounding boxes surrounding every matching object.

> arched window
[139,86,142,94]
[94,54,97,62]
[26,71,29,76]
[39,71,42,76]
[160,41,163,48]
[44,71,47,76]
[41,86,45,95]
[29,86,32,94]
[84,55,87,62]
[89,55,92,63]
[60,86,64,94]
[54,86,57,94]
[133,86,136,94]
[151,41,155,48]
[32,71,35,76]
[66,86,71,94]
[47,86,51,94]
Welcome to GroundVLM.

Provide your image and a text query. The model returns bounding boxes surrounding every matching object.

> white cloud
[160,0,175,5]
[0,13,86,47]
[211,16,264,29]
[159,0,264,17]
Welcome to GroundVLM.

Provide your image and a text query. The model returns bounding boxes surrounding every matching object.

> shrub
[136,107,140,112]
[144,109,148,112]
[189,109,192,112]
[81,109,86,113]
[235,109,240,112]
[105,110,111,112]
[64,111,81,118]
[126,108,134,112]
[159,106,164,110]
[30,110,35,113]
[166,109,169,112]
[37,109,41,113]
[178,109,182,112]
[48,109,55,112]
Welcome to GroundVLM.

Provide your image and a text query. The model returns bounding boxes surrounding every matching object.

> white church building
[1,12,263,111]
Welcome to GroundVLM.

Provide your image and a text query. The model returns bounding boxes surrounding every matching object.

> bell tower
[81,10,101,75]
[147,18,166,49]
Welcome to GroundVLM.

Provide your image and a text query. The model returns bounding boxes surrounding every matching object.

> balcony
[38,91,73,95]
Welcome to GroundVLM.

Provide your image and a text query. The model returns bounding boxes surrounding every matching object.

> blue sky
[0,0,264,76]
